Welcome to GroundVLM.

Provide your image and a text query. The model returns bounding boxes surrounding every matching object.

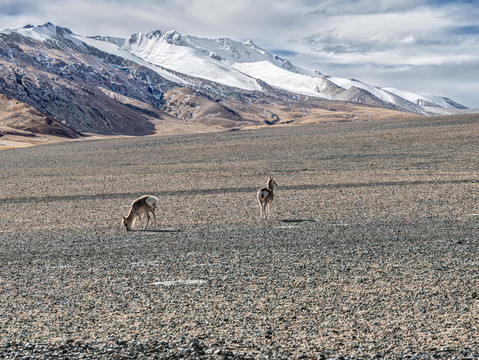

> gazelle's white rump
[145,196,159,208]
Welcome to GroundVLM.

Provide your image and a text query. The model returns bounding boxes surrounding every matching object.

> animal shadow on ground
[281,219,318,223]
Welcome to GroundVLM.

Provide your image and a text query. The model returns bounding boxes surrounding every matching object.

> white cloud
[291,2,479,107]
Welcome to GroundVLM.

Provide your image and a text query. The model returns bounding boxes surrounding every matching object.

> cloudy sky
[1,0,478,108]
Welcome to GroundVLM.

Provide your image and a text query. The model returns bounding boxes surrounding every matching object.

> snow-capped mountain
[75,28,466,114]
[0,23,471,141]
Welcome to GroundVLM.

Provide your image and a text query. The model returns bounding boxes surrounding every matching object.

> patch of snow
[150,279,207,286]
[203,112,222,118]
[16,25,55,42]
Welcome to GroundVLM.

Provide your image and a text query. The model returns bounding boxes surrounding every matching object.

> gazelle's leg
[145,213,150,230]
[152,209,157,227]
[136,216,143,231]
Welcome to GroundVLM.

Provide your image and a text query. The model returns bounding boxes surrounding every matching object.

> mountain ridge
[0,22,473,147]
[79,26,465,113]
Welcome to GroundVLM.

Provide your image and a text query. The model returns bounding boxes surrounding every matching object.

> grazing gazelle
[257,176,278,220]
[122,195,158,231]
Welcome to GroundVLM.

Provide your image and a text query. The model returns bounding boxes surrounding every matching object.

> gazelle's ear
[122,216,126,220]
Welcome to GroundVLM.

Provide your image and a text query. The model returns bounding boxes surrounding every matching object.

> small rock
[113,354,130,359]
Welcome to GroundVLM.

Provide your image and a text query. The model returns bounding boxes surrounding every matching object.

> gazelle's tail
[257,189,270,201]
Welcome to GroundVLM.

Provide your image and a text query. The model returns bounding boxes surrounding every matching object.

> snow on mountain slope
[329,77,398,105]
[233,61,331,98]
[15,23,86,49]
[90,30,322,95]
[115,31,262,91]
[327,77,430,114]
[382,87,467,109]
[231,61,426,113]
[74,34,187,85]
[185,36,310,74]
[16,23,61,41]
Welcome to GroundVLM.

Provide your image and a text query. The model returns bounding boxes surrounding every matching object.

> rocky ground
[0,115,478,359]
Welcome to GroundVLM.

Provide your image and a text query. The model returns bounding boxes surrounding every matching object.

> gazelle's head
[122,216,132,231]
[267,176,277,190]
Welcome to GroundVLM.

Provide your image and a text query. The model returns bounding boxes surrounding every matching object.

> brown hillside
[0,94,82,144]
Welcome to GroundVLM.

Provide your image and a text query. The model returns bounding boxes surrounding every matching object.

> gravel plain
[0,115,478,359]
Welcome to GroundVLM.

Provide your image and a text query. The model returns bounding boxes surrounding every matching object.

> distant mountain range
[0,23,471,142]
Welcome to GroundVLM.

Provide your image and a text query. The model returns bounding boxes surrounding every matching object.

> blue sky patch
[271,49,298,58]
[428,0,477,5]
[450,25,479,35]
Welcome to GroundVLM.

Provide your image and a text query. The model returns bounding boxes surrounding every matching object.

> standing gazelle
[122,195,158,231]
[257,176,278,220]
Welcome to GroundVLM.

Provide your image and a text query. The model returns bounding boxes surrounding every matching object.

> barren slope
[0,94,82,148]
